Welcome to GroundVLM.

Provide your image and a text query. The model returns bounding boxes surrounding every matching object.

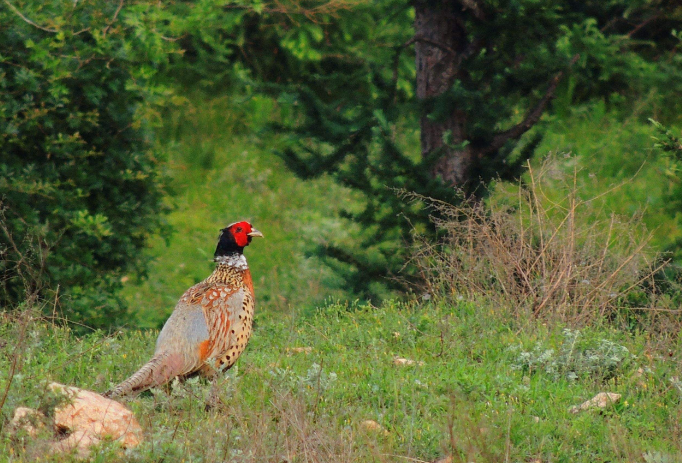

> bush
[0,1,176,328]
[510,328,633,382]
[413,158,667,326]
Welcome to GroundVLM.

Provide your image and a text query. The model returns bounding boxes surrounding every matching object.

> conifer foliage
[275,0,682,297]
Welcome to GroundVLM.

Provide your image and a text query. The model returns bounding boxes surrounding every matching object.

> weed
[510,328,633,382]
[414,157,668,328]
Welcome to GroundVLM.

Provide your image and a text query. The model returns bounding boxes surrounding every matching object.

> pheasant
[106,221,263,397]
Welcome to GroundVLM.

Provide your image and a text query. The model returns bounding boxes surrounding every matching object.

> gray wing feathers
[156,301,209,360]
[106,301,210,398]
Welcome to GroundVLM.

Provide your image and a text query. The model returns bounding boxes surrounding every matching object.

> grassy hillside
[2,299,681,462]
[534,101,682,252]
[5,96,682,462]
[121,95,352,328]
[123,95,682,330]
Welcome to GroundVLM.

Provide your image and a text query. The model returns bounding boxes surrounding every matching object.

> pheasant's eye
[236,227,243,232]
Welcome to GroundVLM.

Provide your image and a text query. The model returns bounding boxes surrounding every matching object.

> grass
[120,94,352,328]
[532,99,682,253]
[4,93,682,461]
[1,298,681,462]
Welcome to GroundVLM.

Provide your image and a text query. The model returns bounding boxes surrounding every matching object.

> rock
[392,356,424,366]
[11,383,142,458]
[360,420,389,435]
[49,382,143,449]
[51,430,101,459]
[11,407,47,437]
[569,392,621,414]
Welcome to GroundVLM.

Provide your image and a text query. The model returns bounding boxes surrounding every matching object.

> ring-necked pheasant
[106,221,263,397]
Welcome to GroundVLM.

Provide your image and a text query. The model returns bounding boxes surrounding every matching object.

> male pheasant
[106,221,263,397]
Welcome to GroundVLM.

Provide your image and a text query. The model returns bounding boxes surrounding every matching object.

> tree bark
[414,0,472,188]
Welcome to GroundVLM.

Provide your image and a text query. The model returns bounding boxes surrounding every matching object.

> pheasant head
[214,221,263,258]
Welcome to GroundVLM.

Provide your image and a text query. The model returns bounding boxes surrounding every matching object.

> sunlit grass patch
[2,298,681,462]
[121,95,352,328]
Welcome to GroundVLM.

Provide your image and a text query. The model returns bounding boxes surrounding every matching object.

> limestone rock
[11,407,47,437]
[392,356,424,366]
[360,420,389,435]
[11,383,142,458]
[51,430,101,459]
[49,382,143,449]
[569,392,621,414]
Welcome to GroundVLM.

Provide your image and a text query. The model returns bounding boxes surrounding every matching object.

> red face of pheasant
[214,221,263,257]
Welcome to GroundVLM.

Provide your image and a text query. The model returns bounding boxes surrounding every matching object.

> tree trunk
[414,1,473,188]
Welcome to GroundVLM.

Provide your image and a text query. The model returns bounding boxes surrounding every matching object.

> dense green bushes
[0,1,176,327]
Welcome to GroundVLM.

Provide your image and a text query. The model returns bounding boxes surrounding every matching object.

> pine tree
[272,0,682,298]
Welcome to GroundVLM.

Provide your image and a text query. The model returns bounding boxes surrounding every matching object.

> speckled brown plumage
[105,222,262,398]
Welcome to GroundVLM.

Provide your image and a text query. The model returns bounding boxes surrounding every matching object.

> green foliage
[3,0,682,326]
[269,0,682,298]
[648,119,682,268]
[510,328,633,382]
[0,0,177,327]
[651,119,682,159]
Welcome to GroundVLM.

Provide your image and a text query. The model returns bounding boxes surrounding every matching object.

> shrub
[510,328,633,382]
[0,1,176,327]
[413,158,665,325]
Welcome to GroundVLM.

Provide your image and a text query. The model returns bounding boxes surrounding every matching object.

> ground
[1,298,680,462]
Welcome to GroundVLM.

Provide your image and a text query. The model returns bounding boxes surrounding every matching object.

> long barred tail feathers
[104,351,182,398]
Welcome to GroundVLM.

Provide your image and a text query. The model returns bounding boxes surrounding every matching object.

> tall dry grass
[413,160,675,327]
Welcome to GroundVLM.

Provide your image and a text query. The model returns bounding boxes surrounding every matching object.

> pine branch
[480,54,579,157]
[3,0,58,33]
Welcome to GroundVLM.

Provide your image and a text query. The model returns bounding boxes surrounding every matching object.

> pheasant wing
[200,284,253,371]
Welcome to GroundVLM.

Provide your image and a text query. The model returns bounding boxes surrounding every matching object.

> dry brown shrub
[413,160,669,326]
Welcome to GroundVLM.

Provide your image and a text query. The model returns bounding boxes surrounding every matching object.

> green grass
[1,299,681,462]
[532,100,682,251]
[121,94,352,328]
[6,93,682,461]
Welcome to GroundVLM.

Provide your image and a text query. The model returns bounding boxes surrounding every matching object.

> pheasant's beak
[247,228,264,238]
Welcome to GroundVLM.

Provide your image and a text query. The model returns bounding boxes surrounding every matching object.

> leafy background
[2,2,682,460]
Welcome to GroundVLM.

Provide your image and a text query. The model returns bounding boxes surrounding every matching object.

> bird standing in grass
[106,221,263,397]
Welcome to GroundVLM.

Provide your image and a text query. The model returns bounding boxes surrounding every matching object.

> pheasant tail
[105,351,185,398]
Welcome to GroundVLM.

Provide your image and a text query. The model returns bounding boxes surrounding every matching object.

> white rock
[569,392,621,414]
[392,356,424,366]
[49,382,143,449]
[51,430,101,459]
[11,407,46,437]
[360,420,389,435]
[11,383,142,458]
